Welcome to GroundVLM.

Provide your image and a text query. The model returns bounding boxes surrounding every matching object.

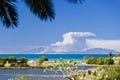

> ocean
[0,53,115,61]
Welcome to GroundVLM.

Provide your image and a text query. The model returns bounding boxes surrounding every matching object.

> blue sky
[0,0,120,53]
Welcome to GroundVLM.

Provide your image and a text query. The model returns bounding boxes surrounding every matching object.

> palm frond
[25,0,55,21]
[0,0,18,28]
[66,0,84,4]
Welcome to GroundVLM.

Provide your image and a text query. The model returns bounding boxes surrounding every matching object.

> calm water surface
[0,66,96,80]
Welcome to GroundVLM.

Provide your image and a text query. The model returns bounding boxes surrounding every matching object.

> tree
[0,57,6,67]
[7,56,17,66]
[0,0,84,28]
[108,52,112,57]
[17,57,28,67]
[39,56,48,64]
[7,56,17,63]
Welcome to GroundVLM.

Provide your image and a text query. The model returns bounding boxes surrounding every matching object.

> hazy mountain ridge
[21,47,45,53]
[21,46,118,54]
[81,48,118,54]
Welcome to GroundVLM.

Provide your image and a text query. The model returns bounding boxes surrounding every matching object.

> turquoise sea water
[0,53,115,61]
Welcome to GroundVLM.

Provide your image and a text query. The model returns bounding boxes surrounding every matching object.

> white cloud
[52,32,95,46]
[47,32,96,53]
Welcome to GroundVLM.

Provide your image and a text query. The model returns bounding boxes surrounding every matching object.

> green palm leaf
[25,0,55,21]
[0,0,83,28]
[0,0,18,28]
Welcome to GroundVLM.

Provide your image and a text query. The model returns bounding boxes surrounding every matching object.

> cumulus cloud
[41,32,96,53]
[52,32,95,46]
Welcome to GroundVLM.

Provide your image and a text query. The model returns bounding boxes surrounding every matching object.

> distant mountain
[21,47,45,53]
[81,48,118,54]
[21,46,118,54]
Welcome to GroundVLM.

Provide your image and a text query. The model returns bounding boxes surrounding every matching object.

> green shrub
[104,58,114,65]
[7,56,17,63]
[17,57,28,67]
[85,57,114,65]
[96,58,104,65]
[102,67,120,80]
[0,58,6,67]
[39,56,48,64]
[0,56,29,67]
[84,56,90,61]
[7,56,17,67]
[87,70,92,75]
[89,67,120,80]
[86,57,97,64]
[118,60,120,65]
[115,53,120,57]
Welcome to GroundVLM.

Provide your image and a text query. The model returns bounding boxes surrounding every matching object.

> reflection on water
[0,66,96,80]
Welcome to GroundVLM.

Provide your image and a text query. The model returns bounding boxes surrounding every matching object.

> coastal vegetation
[0,56,49,68]
[115,53,120,57]
[42,53,120,80]
[87,67,120,80]
[113,53,120,65]
[39,56,48,64]
[0,57,6,67]
[44,58,120,80]
[0,56,28,67]
[118,60,120,65]
[84,52,116,65]
[44,58,82,80]
[84,57,114,65]
[17,57,28,67]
